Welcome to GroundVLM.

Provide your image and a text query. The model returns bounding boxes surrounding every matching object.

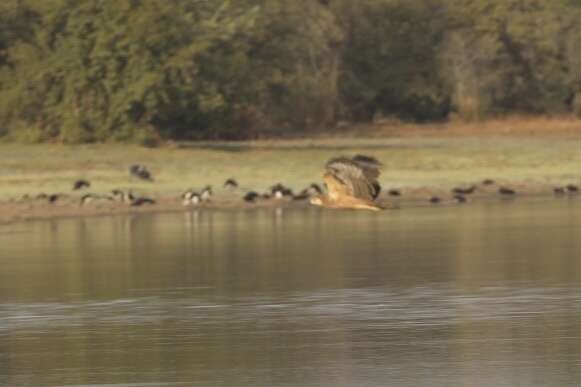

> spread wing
[324,155,382,201]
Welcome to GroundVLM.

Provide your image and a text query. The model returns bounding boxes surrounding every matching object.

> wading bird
[452,185,476,195]
[48,194,61,204]
[310,155,385,211]
[129,164,153,181]
[182,190,201,206]
[307,183,323,196]
[224,178,239,189]
[429,196,441,204]
[73,179,91,191]
[243,191,260,203]
[270,183,293,199]
[111,189,133,203]
[200,185,213,201]
[295,183,323,201]
[499,187,516,196]
[130,196,156,206]
[80,193,112,205]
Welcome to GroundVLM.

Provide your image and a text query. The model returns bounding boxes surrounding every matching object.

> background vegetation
[0,0,580,143]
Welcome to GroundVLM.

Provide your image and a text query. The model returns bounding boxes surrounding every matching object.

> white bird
[182,190,201,206]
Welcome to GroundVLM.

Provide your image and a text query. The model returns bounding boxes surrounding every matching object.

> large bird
[310,155,385,211]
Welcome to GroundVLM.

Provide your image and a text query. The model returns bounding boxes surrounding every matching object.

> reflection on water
[1,200,581,386]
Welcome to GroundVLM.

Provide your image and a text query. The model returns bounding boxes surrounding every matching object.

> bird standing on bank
[200,186,213,201]
[224,178,239,190]
[73,179,91,191]
[182,190,201,206]
[129,164,153,181]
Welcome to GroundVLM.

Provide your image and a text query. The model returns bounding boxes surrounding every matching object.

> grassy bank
[1,126,581,201]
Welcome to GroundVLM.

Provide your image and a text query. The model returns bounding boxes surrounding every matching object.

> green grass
[0,136,580,200]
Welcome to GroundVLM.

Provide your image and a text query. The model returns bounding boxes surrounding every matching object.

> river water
[1,200,581,386]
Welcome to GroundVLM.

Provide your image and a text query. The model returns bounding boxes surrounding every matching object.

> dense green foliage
[0,0,580,143]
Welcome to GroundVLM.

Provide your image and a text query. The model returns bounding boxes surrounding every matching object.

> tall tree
[0,0,260,143]
[333,0,451,122]
[446,0,580,118]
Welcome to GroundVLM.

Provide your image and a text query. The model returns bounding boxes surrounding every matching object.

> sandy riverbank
[0,180,577,225]
[1,118,581,224]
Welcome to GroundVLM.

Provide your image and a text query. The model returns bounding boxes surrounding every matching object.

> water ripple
[1,286,580,332]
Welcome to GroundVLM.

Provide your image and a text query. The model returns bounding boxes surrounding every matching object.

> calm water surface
[1,200,581,386]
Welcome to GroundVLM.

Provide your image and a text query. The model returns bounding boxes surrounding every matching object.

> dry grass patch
[1,132,581,201]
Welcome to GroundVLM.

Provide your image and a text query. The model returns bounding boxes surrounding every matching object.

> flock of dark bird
[17,163,325,208]
[18,164,158,207]
[14,157,581,211]
[182,180,324,206]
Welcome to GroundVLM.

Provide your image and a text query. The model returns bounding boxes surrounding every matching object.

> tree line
[0,0,580,143]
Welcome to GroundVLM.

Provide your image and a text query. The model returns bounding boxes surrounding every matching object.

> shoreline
[0,181,576,225]
[1,125,581,225]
